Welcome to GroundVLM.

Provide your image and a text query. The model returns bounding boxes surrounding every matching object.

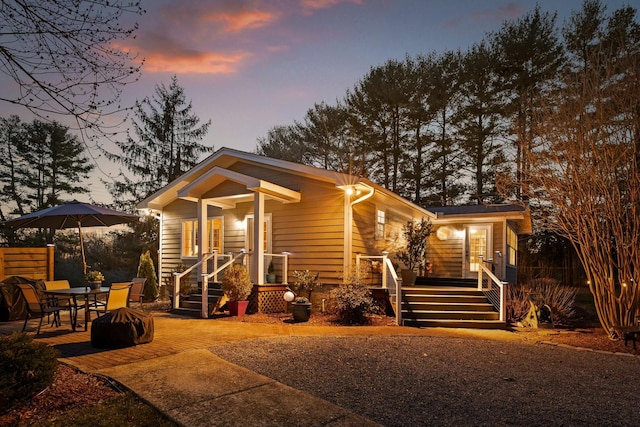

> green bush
[138,250,159,301]
[221,264,252,301]
[0,332,59,409]
[330,266,378,325]
[507,277,577,325]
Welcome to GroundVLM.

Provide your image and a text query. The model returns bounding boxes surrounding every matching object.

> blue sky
[0,0,633,204]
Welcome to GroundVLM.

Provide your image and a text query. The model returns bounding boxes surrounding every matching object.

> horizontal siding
[0,247,54,281]
[428,231,463,278]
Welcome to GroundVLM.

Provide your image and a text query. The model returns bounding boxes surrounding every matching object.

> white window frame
[181,217,224,258]
[376,209,386,240]
[507,226,517,267]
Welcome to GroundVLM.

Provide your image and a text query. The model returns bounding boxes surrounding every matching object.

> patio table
[43,287,109,331]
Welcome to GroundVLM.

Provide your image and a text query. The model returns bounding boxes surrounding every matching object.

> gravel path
[209,335,640,426]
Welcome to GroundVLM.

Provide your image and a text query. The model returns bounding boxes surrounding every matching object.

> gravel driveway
[209,335,640,426]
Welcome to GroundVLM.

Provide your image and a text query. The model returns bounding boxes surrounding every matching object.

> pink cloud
[143,51,250,74]
[204,8,279,32]
[301,0,363,14]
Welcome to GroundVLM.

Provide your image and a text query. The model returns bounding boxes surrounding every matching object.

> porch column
[197,198,208,278]
[343,190,352,279]
[253,191,265,285]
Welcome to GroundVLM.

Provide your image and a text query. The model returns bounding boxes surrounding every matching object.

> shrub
[137,250,159,301]
[330,266,378,325]
[0,332,59,409]
[507,277,577,325]
[221,264,252,301]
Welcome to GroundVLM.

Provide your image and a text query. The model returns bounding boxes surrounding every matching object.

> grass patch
[35,393,177,427]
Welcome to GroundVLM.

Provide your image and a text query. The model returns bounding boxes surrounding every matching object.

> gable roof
[136,147,434,218]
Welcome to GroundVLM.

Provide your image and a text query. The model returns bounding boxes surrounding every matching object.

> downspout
[343,183,375,278]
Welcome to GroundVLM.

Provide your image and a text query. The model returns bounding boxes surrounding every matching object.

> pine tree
[104,75,212,211]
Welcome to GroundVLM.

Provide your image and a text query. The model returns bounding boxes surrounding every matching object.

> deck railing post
[201,274,209,318]
[173,272,180,310]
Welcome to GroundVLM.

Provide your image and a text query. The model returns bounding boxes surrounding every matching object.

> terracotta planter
[292,302,311,322]
[228,300,249,316]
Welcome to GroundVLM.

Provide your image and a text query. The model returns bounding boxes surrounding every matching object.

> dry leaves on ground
[0,364,120,426]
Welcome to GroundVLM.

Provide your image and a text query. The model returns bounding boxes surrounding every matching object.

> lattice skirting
[248,284,291,313]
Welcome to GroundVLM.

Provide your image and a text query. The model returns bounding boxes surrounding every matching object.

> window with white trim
[376,209,386,239]
[182,218,223,257]
[507,226,517,266]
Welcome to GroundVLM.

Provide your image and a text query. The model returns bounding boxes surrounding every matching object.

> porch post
[197,198,208,277]
[253,191,265,285]
[343,190,352,279]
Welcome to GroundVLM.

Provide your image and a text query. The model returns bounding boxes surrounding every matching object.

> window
[182,218,223,257]
[376,210,386,239]
[507,226,517,266]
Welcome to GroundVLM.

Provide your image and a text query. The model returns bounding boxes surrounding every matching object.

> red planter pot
[228,300,249,316]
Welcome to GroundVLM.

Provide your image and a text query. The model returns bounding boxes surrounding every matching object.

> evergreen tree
[104,75,212,211]
[492,6,565,201]
[454,42,507,204]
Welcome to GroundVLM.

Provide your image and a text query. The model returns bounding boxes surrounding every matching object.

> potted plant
[221,263,252,316]
[396,218,433,285]
[290,270,319,322]
[266,260,276,283]
[85,270,105,290]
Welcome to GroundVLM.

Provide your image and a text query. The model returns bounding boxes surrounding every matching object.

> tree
[0,115,29,220]
[454,42,508,204]
[529,2,640,335]
[255,124,306,163]
[421,50,465,207]
[492,6,565,201]
[0,1,144,135]
[104,75,213,211]
[0,117,93,218]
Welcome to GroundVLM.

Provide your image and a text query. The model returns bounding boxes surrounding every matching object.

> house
[137,147,531,324]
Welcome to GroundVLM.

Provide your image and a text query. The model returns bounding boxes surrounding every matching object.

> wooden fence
[0,246,54,281]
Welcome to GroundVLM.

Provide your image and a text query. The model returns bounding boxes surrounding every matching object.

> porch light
[436,226,451,241]
[235,219,245,229]
[345,187,354,195]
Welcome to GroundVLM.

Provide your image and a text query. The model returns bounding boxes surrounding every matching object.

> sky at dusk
[0,0,634,204]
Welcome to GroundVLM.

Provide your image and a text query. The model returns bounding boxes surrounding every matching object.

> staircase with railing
[171,251,290,318]
[357,254,507,329]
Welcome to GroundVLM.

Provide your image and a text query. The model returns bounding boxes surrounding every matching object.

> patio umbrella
[2,201,139,274]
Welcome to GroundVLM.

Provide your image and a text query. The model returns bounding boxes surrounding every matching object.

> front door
[464,225,491,278]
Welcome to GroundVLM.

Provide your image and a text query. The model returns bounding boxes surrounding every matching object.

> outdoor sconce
[436,226,451,241]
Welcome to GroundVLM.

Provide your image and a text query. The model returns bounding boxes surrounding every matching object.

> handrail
[172,252,217,310]
[355,254,401,325]
[264,252,289,284]
[200,251,247,318]
[477,256,507,322]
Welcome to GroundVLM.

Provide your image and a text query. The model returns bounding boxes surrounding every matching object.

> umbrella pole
[78,221,87,275]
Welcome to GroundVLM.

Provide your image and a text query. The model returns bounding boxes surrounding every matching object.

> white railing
[172,251,218,311]
[355,254,402,325]
[477,255,507,322]
[199,251,248,318]
[264,252,289,284]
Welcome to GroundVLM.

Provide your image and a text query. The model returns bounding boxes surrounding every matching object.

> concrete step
[403,318,507,329]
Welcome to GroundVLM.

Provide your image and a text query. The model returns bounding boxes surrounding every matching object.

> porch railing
[199,251,248,318]
[477,255,507,322]
[355,254,402,325]
[172,250,245,316]
[264,252,289,284]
